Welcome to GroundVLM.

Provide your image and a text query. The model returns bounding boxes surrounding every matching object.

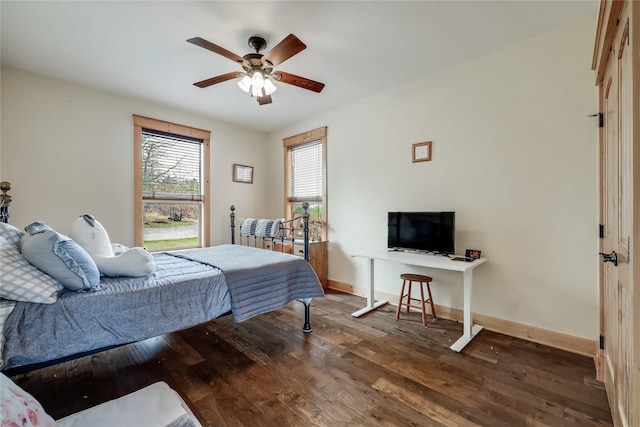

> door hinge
[599,224,604,238]
[600,335,605,350]
[589,112,603,127]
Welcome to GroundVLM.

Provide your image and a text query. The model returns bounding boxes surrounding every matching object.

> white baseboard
[327,280,597,358]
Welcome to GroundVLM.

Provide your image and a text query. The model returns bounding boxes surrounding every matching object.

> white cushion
[70,214,156,277]
[93,247,157,278]
[56,382,202,427]
[69,214,114,258]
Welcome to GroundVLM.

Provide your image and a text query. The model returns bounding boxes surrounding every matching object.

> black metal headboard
[0,182,11,223]
[229,202,311,262]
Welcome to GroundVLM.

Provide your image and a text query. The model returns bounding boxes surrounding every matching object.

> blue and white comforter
[170,244,324,322]
[1,245,323,370]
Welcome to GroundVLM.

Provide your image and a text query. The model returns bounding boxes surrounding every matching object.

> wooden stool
[396,273,437,327]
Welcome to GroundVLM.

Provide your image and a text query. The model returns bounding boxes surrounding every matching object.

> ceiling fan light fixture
[237,75,251,93]
[251,71,265,89]
[251,86,262,97]
[189,34,323,105]
[263,78,277,96]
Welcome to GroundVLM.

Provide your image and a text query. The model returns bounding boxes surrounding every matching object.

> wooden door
[613,13,634,426]
[601,39,619,418]
[595,2,638,426]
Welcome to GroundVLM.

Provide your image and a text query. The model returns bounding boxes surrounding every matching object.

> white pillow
[70,214,156,278]
[0,236,60,303]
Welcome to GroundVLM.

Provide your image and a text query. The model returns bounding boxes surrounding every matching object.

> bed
[0,187,324,373]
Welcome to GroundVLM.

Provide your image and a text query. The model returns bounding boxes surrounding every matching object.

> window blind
[141,129,203,201]
[288,141,322,202]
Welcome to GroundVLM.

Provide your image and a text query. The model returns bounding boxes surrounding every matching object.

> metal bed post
[301,202,310,262]
[0,182,12,224]
[278,227,285,252]
[229,205,236,244]
[300,202,312,331]
[289,219,295,250]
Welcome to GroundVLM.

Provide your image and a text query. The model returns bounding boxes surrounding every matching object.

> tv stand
[351,250,487,352]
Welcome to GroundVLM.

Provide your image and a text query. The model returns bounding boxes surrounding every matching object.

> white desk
[350,250,487,352]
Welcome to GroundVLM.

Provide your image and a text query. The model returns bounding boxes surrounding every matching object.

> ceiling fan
[187,34,325,105]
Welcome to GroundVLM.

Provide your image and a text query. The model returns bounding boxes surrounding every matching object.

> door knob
[599,251,618,266]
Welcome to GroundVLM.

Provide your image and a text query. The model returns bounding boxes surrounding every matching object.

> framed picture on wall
[233,164,254,184]
[412,141,432,162]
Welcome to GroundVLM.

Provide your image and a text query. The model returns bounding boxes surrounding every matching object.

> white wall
[267,17,599,340]
[1,16,599,341]
[0,66,269,246]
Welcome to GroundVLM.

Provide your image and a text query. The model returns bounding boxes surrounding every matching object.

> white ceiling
[1,1,598,133]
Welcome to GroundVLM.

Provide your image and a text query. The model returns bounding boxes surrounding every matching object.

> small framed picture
[412,141,432,163]
[233,164,254,184]
[465,249,481,260]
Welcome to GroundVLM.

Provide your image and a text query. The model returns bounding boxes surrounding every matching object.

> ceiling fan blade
[274,71,325,93]
[257,95,273,105]
[193,72,240,88]
[262,34,306,67]
[187,37,244,64]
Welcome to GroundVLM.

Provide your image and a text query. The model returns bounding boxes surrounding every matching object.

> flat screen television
[387,211,455,255]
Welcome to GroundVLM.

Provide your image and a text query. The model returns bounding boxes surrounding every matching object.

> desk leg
[450,269,483,352]
[352,257,388,317]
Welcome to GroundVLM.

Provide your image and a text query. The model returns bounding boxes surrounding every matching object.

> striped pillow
[240,218,284,238]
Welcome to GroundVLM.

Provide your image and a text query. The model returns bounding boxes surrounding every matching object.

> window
[283,127,327,240]
[133,115,210,250]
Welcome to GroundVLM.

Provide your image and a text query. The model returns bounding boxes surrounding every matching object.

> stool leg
[419,281,427,327]
[396,279,407,320]
[406,281,412,313]
[426,282,437,320]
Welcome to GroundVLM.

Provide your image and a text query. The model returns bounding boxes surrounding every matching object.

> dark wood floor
[11,291,612,426]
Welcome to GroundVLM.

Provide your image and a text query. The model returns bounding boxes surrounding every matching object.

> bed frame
[229,202,314,332]
[229,202,311,263]
[1,188,321,374]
